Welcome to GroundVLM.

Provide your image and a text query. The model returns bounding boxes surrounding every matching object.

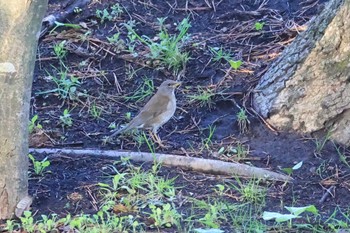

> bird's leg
[149,130,167,148]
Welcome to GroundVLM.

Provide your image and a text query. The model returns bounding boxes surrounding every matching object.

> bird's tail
[109,124,131,138]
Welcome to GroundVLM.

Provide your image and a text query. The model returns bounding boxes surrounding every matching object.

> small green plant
[107,33,120,44]
[263,205,318,228]
[90,103,102,119]
[228,59,242,70]
[37,68,81,100]
[29,115,43,133]
[234,143,249,160]
[282,161,303,176]
[125,112,132,121]
[191,199,229,228]
[125,78,154,103]
[209,46,232,62]
[96,3,123,23]
[5,219,19,232]
[53,40,67,60]
[325,207,350,231]
[213,184,226,196]
[229,178,266,204]
[124,17,191,73]
[217,143,249,161]
[314,130,332,154]
[203,124,216,149]
[188,87,215,108]
[20,211,36,232]
[124,20,138,55]
[148,203,180,228]
[60,109,73,127]
[209,46,243,70]
[108,122,116,130]
[333,142,350,168]
[254,22,265,31]
[107,33,125,52]
[28,154,50,176]
[236,108,249,134]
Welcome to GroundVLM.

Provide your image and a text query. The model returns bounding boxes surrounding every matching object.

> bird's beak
[172,82,182,88]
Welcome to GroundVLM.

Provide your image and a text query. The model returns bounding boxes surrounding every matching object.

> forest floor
[4,0,350,232]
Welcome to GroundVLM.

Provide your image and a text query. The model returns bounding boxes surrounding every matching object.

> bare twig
[29,148,292,182]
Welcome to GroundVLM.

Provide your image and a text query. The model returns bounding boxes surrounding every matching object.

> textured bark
[253,0,350,145]
[0,0,47,219]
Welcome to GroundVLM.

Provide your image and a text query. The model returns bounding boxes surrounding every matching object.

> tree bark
[253,0,350,146]
[0,0,47,219]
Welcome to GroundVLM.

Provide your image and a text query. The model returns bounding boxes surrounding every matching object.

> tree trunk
[0,0,47,219]
[253,0,350,146]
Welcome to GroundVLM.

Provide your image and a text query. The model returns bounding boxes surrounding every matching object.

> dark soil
[26,0,350,231]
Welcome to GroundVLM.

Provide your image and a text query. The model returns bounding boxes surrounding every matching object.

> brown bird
[108,80,181,146]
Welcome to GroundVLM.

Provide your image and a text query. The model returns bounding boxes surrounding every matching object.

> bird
[108,79,181,147]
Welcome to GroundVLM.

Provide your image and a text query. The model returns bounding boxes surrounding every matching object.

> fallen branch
[40,0,91,38]
[29,148,292,182]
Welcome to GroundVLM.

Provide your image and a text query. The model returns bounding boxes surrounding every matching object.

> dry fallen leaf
[15,195,33,218]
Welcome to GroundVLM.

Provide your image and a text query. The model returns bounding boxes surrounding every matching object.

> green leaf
[215,184,225,192]
[31,115,38,123]
[285,205,318,216]
[254,22,264,31]
[228,60,242,70]
[28,154,35,162]
[97,182,110,188]
[42,161,50,167]
[282,167,293,175]
[262,211,299,222]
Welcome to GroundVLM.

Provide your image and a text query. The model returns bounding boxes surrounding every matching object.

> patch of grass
[229,178,267,205]
[333,142,350,168]
[96,3,123,23]
[124,78,154,103]
[148,203,181,228]
[90,102,102,119]
[202,124,216,149]
[227,203,266,233]
[217,143,250,161]
[209,46,232,62]
[190,199,229,228]
[10,209,142,233]
[124,17,191,74]
[107,32,125,52]
[325,206,350,231]
[234,143,249,160]
[188,87,215,108]
[236,108,249,134]
[314,130,332,155]
[36,67,81,100]
[208,46,243,70]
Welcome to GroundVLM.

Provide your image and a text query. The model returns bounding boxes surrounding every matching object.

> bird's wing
[138,93,171,122]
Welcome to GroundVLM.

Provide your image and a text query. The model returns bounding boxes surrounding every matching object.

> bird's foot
[102,136,110,145]
[156,140,170,149]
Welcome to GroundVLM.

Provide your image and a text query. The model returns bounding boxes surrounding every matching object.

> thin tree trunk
[253,0,350,146]
[0,0,48,219]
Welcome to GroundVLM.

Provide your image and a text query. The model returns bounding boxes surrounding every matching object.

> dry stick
[29,148,292,182]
